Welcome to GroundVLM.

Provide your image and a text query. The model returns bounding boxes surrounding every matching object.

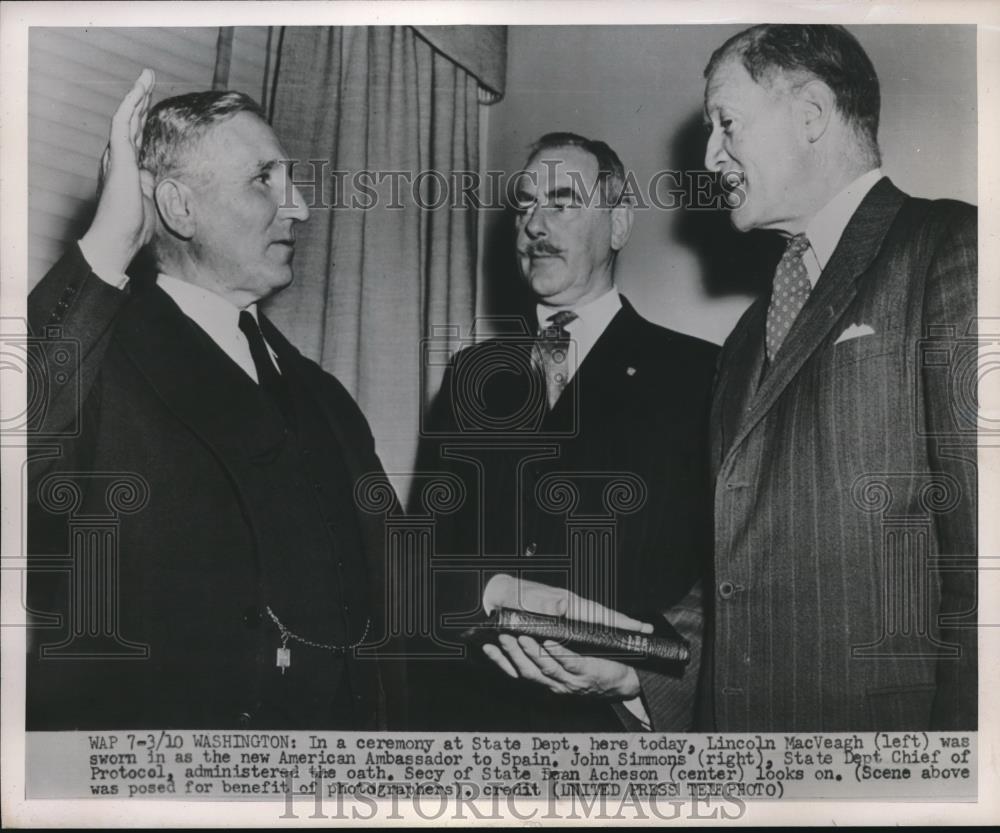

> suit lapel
[545,297,640,426]
[710,298,766,474]
[258,315,374,482]
[114,284,287,459]
[259,313,398,601]
[723,177,907,461]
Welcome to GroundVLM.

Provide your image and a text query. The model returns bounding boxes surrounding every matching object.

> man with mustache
[27,72,399,729]
[701,24,977,730]
[418,133,717,731]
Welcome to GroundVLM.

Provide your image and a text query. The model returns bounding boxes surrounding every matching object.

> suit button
[524,542,537,556]
[718,581,736,599]
[238,711,252,727]
[242,606,262,628]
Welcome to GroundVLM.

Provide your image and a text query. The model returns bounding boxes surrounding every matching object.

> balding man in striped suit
[698,24,977,731]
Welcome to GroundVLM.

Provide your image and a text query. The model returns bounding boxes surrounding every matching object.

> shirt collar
[535,287,621,335]
[535,288,622,375]
[157,273,259,332]
[156,273,268,382]
[804,168,883,282]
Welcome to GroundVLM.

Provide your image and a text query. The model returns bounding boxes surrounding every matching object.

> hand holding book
[467,574,690,668]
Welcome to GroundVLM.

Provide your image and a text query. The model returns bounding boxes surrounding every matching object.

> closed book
[461,607,690,667]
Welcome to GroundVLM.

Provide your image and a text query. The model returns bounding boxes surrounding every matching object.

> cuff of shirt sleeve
[621,695,651,730]
[78,238,130,290]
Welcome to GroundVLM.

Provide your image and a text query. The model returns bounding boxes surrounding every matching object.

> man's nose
[282,181,311,223]
[523,204,546,238]
[704,128,727,172]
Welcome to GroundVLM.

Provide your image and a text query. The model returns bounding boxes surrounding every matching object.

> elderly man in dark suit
[699,24,977,731]
[27,71,398,729]
[417,133,718,731]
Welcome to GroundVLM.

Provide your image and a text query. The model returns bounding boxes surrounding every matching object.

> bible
[461,607,690,667]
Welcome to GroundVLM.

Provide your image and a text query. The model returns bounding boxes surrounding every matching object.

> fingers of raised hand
[97,145,111,194]
[111,69,154,151]
[129,69,155,146]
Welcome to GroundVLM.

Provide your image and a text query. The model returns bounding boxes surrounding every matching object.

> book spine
[497,609,688,663]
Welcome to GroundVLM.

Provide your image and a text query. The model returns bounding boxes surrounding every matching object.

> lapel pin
[626,366,637,376]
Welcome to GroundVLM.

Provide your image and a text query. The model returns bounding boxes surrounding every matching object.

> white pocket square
[834,323,876,344]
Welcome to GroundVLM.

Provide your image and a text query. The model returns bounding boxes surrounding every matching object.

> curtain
[265,27,499,501]
[212,27,234,89]
[412,26,506,100]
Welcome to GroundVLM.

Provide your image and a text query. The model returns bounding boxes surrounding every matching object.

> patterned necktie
[239,310,294,424]
[536,309,578,408]
[765,233,812,362]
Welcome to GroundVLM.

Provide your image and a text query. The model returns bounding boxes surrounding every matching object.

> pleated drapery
[265,27,498,500]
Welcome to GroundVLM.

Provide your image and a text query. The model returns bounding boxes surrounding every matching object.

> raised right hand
[80,69,156,276]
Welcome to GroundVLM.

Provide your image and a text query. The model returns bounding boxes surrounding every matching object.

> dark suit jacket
[705,178,977,731]
[415,296,718,731]
[26,244,401,730]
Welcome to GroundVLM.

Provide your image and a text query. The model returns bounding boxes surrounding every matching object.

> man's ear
[153,177,196,239]
[610,202,634,252]
[798,78,836,143]
[139,169,158,240]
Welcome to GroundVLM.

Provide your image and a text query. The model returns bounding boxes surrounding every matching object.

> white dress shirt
[802,168,883,285]
[76,239,277,382]
[156,274,278,382]
[535,286,622,385]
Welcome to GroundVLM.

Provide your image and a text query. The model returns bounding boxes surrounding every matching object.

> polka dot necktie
[765,233,812,363]
[536,309,578,408]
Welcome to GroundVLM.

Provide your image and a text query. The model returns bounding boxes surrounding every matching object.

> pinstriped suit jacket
[702,178,977,731]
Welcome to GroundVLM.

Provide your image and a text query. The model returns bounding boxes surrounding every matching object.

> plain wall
[27,27,270,287]
[481,25,977,345]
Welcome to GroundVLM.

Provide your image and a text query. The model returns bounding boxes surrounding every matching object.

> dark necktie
[536,309,578,408]
[238,310,294,425]
[765,233,812,363]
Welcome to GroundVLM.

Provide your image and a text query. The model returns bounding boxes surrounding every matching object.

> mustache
[519,241,562,257]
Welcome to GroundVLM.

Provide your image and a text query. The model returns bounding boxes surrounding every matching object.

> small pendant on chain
[276,646,291,674]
